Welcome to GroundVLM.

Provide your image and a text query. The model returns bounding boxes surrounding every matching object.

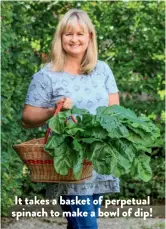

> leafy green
[91,142,118,175]
[96,115,130,138]
[49,110,72,134]
[44,105,161,182]
[137,153,152,182]
[52,142,73,175]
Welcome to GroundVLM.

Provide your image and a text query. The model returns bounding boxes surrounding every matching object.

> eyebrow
[64,30,85,33]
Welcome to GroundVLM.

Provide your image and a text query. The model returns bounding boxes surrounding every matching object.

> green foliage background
[2,1,165,216]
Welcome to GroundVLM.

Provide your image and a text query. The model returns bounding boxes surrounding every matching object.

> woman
[22,9,120,229]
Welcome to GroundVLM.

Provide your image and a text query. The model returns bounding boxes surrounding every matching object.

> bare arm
[21,105,55,128]
[22,98,72,129]
[108,92,120,106]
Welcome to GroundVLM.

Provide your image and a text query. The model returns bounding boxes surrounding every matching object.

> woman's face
[62,23,90,59]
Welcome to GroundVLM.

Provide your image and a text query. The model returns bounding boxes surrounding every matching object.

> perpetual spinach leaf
[81,126,108,140]
[72,106,90,115]
[53,142,74,176]
[92,142,117,175]
[97,115,129,138]
[96,104,137,120]
[110,139,135,163]
[49,110,71,134]
[45,105,161,182]
[137,153,152,182]
[44,134,65,157]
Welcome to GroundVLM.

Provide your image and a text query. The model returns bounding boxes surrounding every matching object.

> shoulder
[40,63,56,77]
[93,60,116,83]
[32,63,61,81]
[29,65,54,86]
[38,62,62,75]
[95,60,112,72]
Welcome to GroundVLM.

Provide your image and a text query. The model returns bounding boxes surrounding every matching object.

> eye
[78,33,84,36]
[65,33,72,36]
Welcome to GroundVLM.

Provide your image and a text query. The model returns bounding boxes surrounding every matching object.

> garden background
[2,0,165,218]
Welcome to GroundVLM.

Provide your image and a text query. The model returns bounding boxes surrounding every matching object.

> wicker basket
[13,102,92,183]
[13,137,92,183]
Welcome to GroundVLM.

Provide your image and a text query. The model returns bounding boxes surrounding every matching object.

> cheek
[83,39,89,48]
[62,37,69,46]
[62,41,70,52]
[82,36,90,46]
[62,39,66,46]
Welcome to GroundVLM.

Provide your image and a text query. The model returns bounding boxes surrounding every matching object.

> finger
[63,103,72,110]
[56,97,66,105]
[64,98,72,105]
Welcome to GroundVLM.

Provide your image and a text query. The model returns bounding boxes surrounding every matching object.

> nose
[71,34,78,42]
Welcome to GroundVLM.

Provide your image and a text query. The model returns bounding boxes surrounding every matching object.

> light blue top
[25,60,120,198]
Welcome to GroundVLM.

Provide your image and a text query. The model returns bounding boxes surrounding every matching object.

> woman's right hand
[56,97,73,110]
[22,97,73,129]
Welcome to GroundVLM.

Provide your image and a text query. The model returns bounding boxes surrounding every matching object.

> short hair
[50,9,98,74]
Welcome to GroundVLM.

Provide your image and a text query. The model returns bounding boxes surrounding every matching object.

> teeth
[70,45,79,47]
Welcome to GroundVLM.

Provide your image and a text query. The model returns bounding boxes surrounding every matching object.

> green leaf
[65,127,84,136]
[137,153,152,182]
[132,143,152,154]
[81,126,108,139]
[130,158,139,179]
[111,139,135,163]
[45,105,161,181]
[96,105,137,120]
[71,139,84,180]
[97,115,129,138]
[44,134,64,156]
[72,150,84,180]
[65,119,76,129]
[127,130,155,147]
[48,110,71,134]
[72,138,83,151]
[53,157,69,176]
[82,143,94,161]
[72,105,90,115]
[53,142,73,176]
[112,164,128,178]
[72,162,83,180]
[92,142,117,175]
[81,114,99,128]
[81,138,102,144]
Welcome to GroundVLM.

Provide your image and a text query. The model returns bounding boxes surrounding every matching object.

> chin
[69,51,85,56]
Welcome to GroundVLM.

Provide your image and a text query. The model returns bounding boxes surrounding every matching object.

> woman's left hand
[63,97,73,109]
[57,97,73,110]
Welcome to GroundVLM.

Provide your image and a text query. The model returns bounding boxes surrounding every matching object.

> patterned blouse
[25,60,120,198]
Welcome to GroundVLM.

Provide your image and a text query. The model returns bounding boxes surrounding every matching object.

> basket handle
[44,102,77,144]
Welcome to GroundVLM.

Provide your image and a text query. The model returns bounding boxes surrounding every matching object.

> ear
[89,32,93,38]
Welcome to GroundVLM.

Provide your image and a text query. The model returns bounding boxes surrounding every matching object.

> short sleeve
[104,62,119,94]
[25,71,53,108]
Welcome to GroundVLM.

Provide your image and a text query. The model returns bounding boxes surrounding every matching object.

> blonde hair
[50,9,98,74]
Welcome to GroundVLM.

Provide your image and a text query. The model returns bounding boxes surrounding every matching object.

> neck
[65,54,83,66]
[64,55,84,75]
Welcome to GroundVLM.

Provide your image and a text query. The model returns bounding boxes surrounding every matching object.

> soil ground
[1,217,165,229]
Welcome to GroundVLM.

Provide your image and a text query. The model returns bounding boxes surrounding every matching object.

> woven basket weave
[13,137,92,183]
[13,103,92,183]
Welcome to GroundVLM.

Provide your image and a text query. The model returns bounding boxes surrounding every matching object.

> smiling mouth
[70,44,80,47]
